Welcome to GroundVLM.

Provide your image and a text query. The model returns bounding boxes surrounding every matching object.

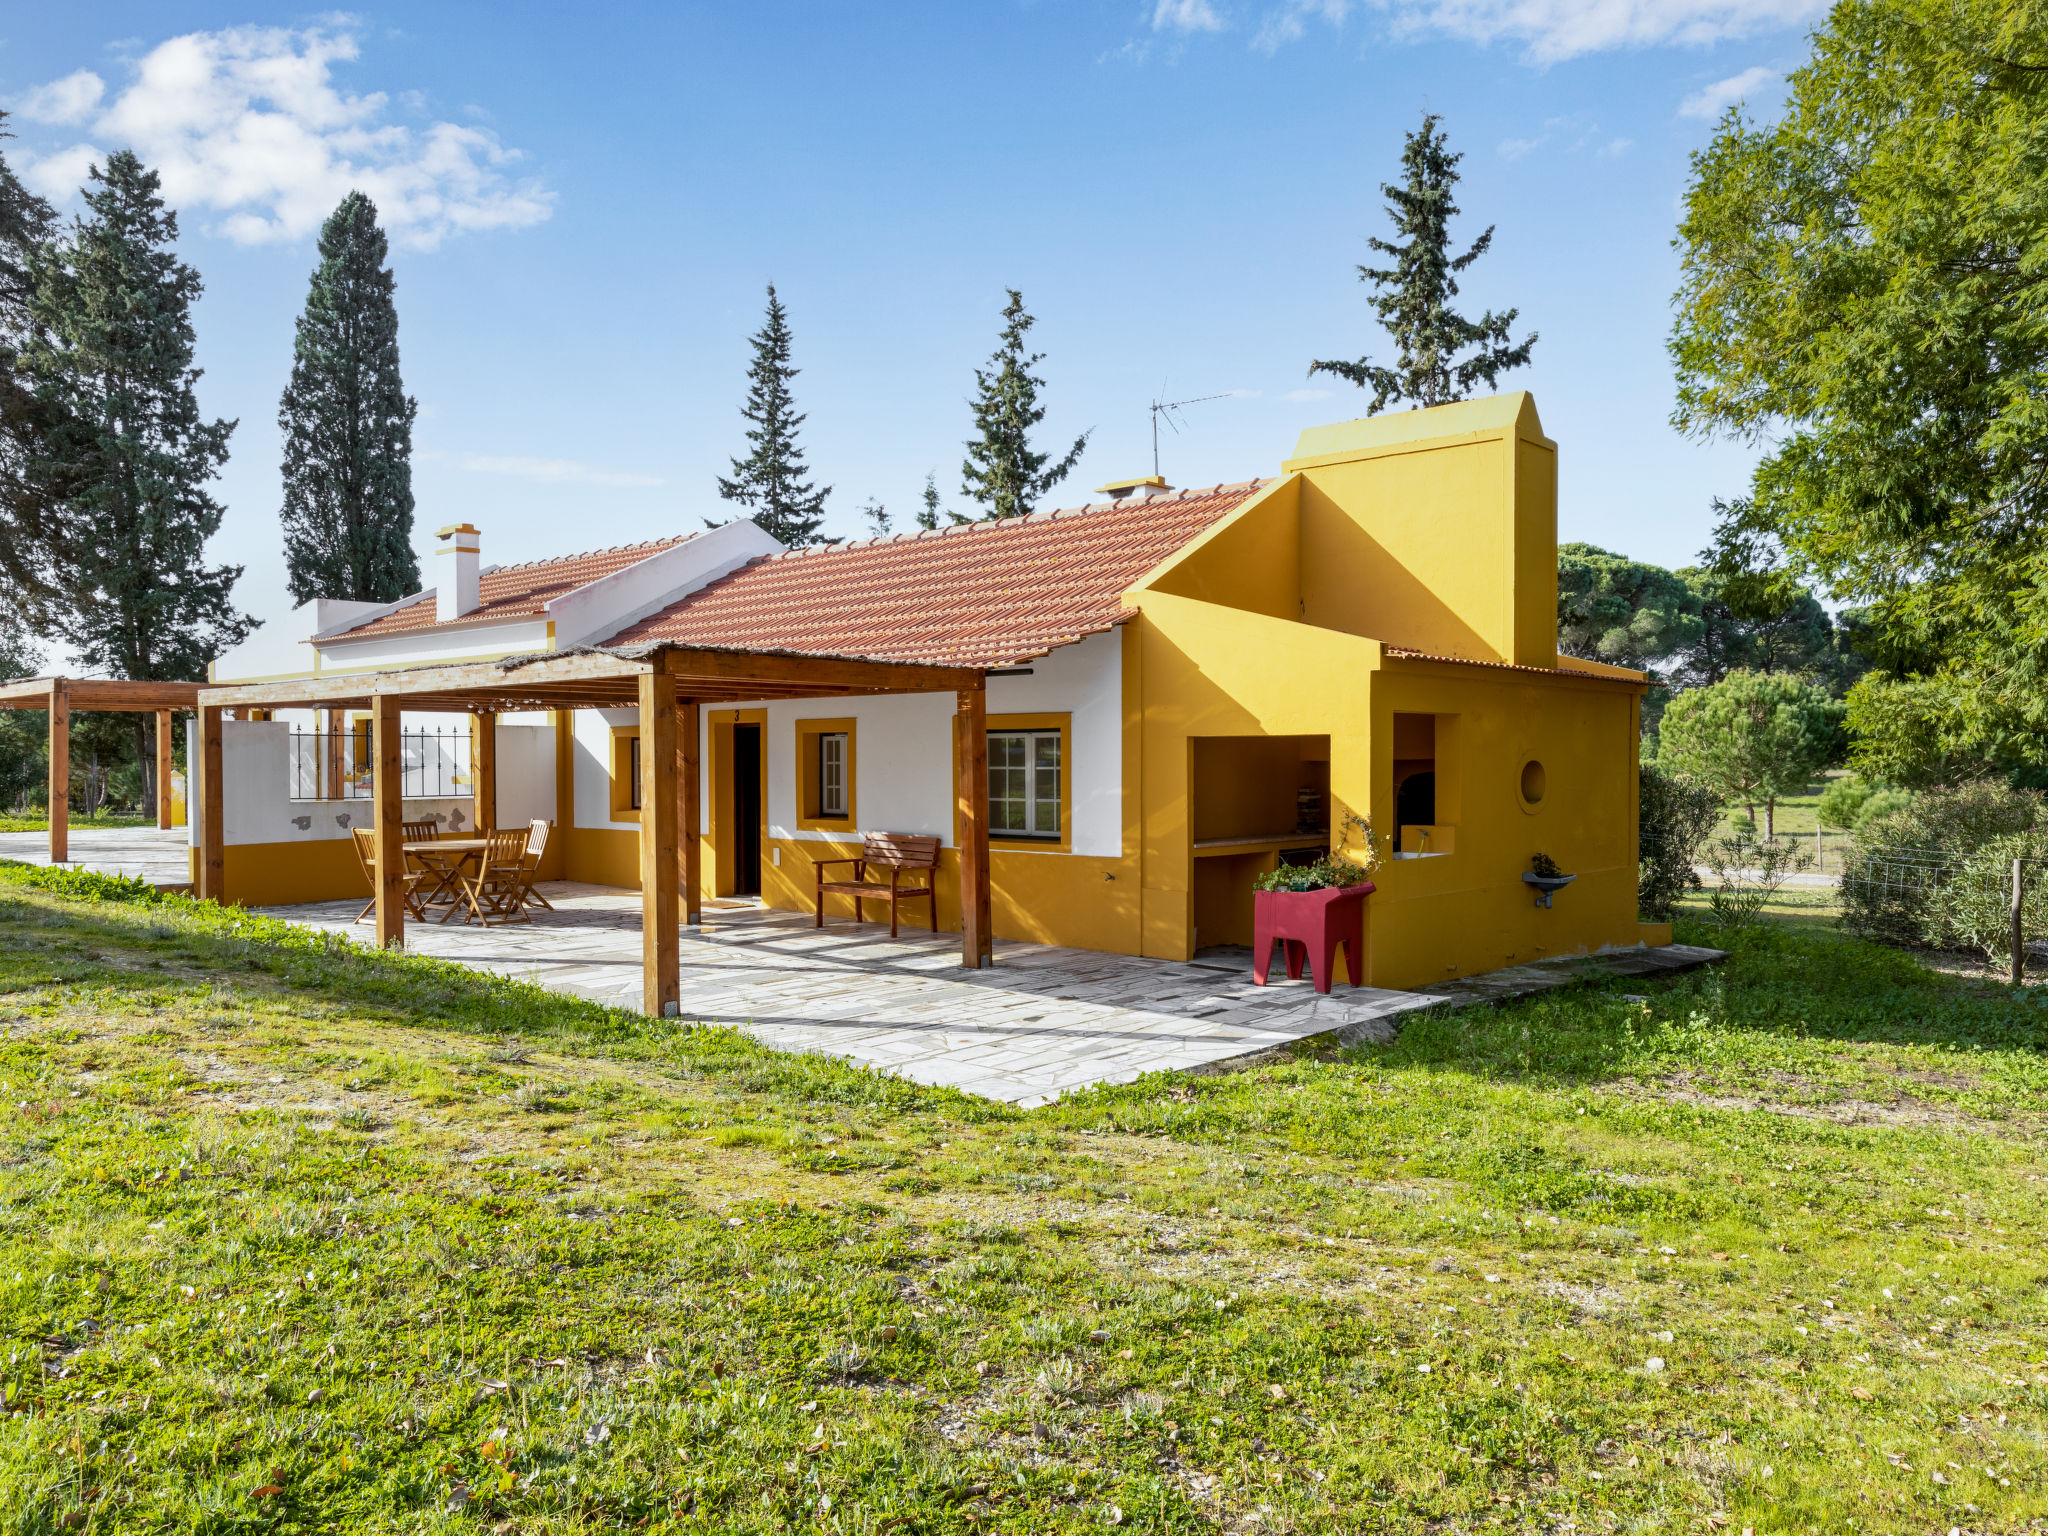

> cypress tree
[1311,113,1535,413]
[717,285,830,547]
[278,191,420,604]
[0,112,67,630]
[25,150,252,689]
[961,289,1089,521]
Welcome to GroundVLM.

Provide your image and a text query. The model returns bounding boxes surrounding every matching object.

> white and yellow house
[203,393,1657,990]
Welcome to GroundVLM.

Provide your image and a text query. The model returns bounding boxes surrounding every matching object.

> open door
[731,722,762,897]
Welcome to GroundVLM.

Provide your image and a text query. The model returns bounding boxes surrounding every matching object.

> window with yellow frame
[609,726,641,820]
[985,712,1069,848]
[795,718,856,831]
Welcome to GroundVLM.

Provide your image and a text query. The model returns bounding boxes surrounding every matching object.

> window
[818,732,847,818]
[609,726,642,820]
[795,718,856,829]
[989,729,1060,839]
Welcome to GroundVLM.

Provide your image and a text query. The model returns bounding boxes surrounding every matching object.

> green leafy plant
[1254,812,1380,892]
[1529,852,1566,880]
[1702,828,1812,932]
[1638,764,1722,920]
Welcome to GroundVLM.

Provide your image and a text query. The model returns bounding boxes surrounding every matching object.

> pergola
[196,643,997,1014]
[0,676,201,863]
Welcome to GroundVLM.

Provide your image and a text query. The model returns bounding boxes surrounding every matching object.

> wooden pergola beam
[956,683,992,969]
[473,711,497,831]
[0,676,201,711]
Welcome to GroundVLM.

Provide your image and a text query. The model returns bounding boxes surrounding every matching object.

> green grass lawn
[0,812,159,834]
[1,862,2044,1533]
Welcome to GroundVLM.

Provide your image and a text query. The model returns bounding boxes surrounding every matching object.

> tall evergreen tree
[25,150,252,693]
[278,192,420,604]
[1311,113,1536,414]
[961,290,1089,521]
[0,112,68,630]
[717,285,829,547]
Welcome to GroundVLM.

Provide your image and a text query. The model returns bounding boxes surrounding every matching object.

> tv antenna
[1150,392,1232,479]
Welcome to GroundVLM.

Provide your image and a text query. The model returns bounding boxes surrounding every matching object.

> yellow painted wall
[213,839,363,907]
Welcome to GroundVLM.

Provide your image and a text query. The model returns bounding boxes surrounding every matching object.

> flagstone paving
[4,828,1722,1106]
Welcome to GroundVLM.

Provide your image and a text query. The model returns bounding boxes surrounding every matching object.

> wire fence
[287,727,472,802]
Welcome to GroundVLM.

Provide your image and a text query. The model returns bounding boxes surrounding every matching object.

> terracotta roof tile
[337,533,703,640]
[604,483,1266,668]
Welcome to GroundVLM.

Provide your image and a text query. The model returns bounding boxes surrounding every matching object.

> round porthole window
[1519,758,1547,808]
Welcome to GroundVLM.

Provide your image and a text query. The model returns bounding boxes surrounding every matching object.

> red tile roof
[336,534,702,640]
[604,483,1266,668]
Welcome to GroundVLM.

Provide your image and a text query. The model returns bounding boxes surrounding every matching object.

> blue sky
[3,1,1814,637]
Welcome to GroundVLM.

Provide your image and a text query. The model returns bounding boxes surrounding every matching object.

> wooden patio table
[404,838,490,921]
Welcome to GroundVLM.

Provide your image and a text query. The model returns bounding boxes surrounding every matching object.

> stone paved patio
[2,826,1722,1106]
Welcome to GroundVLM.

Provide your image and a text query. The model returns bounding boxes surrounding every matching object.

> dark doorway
[1395,771,1436,849]
[732,723,762,896]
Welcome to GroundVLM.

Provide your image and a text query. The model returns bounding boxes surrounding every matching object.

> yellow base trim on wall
[216,838,365,907]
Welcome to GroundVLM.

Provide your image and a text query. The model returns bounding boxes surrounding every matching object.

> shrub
[1637,765,1721,920]
[1816,774,1876,830]
[1922,830,2048,970]
[1841,783,2046,946]
[1702,827,1811,932]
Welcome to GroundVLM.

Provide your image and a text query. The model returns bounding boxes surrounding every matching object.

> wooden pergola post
[324,707,345,799]
[473,710,497,831]
[373,695,405,948]
[638,669,680,1015]
[155,709,175,829]
[956,682,992,968]
[47,680,68,864]
[680,698,701,926]
[198,705,224,901]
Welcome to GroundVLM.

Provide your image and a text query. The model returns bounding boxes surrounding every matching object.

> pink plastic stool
[1251,882,1374,993]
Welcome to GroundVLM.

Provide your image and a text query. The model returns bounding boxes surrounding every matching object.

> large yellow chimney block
[1282,393,1558,669]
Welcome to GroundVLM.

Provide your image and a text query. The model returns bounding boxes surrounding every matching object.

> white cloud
[1386,0,1823,63]
[1498,135,1545,161]
[13,26,551,249]
[12,69,106,125]
[1679,63,1780,118]
[1254,0,1353,52]
[1153,0,1228,32]
[451,453,663,490]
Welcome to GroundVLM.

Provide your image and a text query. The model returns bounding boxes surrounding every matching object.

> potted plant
[1523,851,1576,908]
[1250,814,1381,992]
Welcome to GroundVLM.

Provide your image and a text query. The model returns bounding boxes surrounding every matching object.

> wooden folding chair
[402,818,440,842]
[350,827,427,923]
[517,818,555,911]
[455,827,533,926]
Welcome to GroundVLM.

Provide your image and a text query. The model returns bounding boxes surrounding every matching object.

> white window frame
[988,729,1060,839]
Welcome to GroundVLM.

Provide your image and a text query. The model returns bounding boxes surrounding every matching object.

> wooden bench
[814,832,941,938]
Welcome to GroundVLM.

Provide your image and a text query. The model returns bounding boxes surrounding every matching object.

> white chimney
[1095,476,1174,503]
[436,523,481,621]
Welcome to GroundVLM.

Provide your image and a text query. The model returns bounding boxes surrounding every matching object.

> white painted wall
[316,619,552,673]
[702,628,1125,858]
[496,722,555,829]
[574,708,640,831]
[187,719,476,849]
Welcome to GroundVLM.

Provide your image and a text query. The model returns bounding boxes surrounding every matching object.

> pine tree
[25,150,252,688]
[278,192,420,604]
[960,290,1089,521]
[917,472,943,531]
[859,498,892,538]
[717,285,829,546]
[1311,113,1535,413]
